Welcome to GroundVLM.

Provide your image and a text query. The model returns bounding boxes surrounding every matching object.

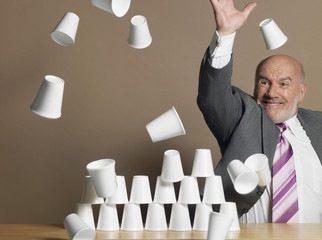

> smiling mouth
[260,99,285,108]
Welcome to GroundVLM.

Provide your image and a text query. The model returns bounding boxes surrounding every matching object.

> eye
[259,79,270,87]
[280,81,290,88]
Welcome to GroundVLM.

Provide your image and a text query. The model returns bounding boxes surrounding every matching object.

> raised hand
[209,0,257,36]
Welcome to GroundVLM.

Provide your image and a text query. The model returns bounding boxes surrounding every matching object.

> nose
[265,83,280,98]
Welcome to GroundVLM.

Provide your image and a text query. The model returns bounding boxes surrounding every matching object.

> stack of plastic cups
[191,149,216,231]
[97,176,129,231]
[121,175,152,231]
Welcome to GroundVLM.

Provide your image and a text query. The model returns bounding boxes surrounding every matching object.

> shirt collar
[284,114,303,137]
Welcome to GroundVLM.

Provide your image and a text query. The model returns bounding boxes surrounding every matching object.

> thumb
[242,2,257,19]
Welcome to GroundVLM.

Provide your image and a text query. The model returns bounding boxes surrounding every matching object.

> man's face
[254,55,307,124]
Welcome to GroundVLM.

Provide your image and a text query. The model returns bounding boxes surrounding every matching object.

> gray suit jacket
[197,51,322,217]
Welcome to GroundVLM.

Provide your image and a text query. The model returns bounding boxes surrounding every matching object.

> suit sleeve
[197,50,243,150]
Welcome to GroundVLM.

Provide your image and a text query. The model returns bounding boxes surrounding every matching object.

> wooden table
[0,224,321,240]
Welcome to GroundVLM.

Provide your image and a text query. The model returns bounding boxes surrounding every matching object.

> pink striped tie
[272,123,299,223]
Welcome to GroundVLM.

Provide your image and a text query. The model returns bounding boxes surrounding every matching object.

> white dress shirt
[208,31,322,223]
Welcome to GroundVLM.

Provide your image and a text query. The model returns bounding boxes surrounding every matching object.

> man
[197,0,322,223]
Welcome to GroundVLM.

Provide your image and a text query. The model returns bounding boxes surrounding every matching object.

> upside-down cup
[219,202,240,231]
[245,153,271,186]
[160,149,184,183]
[153,176,176,203]
[169,203,191,231]
[207,212,233,240]
[146,106,185,142]
[91,0,131,17]
[129,175,152,204]
[80,176,104,204]
[145,203,168,231]
[30,75,64,119]
[193,203,212,231]
[106,175,128,204]
[121,203,143,231]
[51,12,79,46]
[227,159,259,194]
[202,175,225,204]
[191,149,215,177]
[259,18,287,50]
[177,176,201,204]
[97,203,119,231]
[64,213,95,240]
[128,15,152,49]
[75,203,95,230]
[86,159,117,198]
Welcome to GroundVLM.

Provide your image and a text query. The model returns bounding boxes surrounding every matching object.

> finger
[242,2,257,18]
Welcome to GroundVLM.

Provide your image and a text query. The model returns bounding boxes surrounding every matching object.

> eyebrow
[258,75,292,81]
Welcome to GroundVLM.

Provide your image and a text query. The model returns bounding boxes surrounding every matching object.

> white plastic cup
[160,149,185,183]
[193,203,212,231]
[191,149,215,177]
[30,75,64,119]
[153,176,176,203]
[219,202,240,231]
[91,0,130,17]
[146,107,186,142]
[105,175,128,204]
[207,212,233,240]
[129,175,152,204]
[178,176,201,204]
[128,15,152,49]
[121,203,143,231]
[245,154,271,187]
[80,176,104,204]
[202,175,226,204]
[86,159,117,198]
[64,213,96,240]
[51,12,79,46]
[259,18,288,50]
[227,160,259,194]
[97,203,119,231]
[75,203,95,230]
[145,203,168,231]
[169,203,191,231]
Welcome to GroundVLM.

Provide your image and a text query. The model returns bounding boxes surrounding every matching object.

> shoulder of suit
[298,108,322,123]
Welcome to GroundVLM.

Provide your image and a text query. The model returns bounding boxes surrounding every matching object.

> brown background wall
[0,0,321,223]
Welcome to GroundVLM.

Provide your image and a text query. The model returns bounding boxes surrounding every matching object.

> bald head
[253,54,307,123]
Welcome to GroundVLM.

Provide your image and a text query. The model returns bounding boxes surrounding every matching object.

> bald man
[197,0,322,223]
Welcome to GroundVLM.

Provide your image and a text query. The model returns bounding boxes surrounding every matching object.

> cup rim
[86,159,115,170]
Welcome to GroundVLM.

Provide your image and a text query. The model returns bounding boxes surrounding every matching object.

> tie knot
[277,123,287,133]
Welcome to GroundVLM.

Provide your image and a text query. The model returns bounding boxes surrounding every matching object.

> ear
[298,83,307,103]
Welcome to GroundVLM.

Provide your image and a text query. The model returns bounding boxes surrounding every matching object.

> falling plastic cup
[145,203,168,231]
[128,15,152,49]
[177,176,201,204]
[129,175,152,204]
[146,106,185,142]
[259,18,287,50]
[191,149,215,177]
[245,153,271,187]
[202,175,225,204]
[153,176,176,203]
[64,213,96,240]
[86,159,117,198]
[227,159,259,194]
[207,212,233,240]
[160,149,185,183]
[30,75,64,119]
[51,12,79,46]
[91,0,131,17]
